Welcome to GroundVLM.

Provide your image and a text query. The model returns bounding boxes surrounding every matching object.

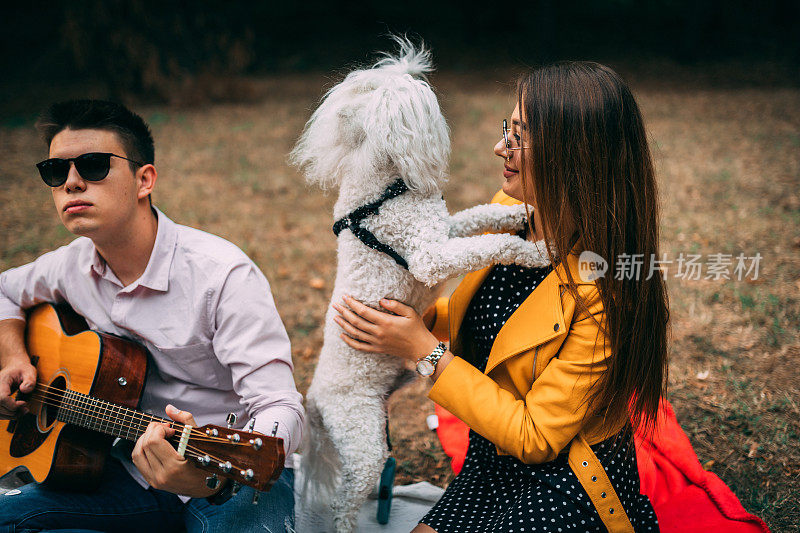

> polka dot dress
[421,264,659,532]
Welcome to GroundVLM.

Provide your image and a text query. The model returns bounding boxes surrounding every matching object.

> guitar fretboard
[55,389,179,442]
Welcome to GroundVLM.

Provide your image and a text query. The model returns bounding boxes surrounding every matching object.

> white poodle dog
[290,38,551,532]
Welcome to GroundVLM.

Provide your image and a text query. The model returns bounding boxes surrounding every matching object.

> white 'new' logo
[578,251,608,282]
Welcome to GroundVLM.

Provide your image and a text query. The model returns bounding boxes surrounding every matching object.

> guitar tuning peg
[205,474,220,490]
[251,491,260,505]
[226,412,237,428]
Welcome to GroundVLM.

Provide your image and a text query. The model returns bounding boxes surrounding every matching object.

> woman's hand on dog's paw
[334,295,438,362]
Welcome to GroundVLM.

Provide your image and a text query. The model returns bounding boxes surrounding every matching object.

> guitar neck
[56,388,177,443]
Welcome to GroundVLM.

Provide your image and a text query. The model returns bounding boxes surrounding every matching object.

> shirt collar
[136,207,177,292]
[84,207,177,292]
[87,246,105,278]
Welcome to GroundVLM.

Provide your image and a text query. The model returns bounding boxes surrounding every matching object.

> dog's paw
[504,203,532,228]
[513,240,552,268]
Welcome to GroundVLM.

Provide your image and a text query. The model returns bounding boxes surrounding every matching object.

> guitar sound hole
[39,375,67,430]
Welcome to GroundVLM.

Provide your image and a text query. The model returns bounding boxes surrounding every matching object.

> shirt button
[553,323,560,331]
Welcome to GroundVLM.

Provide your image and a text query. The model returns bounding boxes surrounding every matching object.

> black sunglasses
[36,152,144,187]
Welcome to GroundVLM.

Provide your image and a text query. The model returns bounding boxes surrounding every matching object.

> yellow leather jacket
[427,190,635,532]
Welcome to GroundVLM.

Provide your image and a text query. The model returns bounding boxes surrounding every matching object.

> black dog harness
[332,178,409,269]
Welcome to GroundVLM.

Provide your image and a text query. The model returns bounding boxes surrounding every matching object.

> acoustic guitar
[0,303,285,494]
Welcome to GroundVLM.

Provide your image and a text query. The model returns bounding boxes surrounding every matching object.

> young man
[0,100,303,532]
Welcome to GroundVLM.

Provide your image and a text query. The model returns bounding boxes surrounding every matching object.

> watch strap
[415,342,447,376]
[426,342,447,366]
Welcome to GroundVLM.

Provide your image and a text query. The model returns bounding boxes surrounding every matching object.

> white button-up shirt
[0,207,303,496]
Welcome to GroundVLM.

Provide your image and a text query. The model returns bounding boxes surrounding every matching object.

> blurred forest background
[1,0,799,111]
[1,1,799,531]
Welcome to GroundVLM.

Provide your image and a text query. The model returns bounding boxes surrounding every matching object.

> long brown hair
[517,61,669,435]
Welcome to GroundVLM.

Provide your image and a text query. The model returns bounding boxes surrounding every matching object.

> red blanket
[434,400,770,532]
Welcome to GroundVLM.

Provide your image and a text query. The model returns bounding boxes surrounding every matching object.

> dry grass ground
[1,68,798,530]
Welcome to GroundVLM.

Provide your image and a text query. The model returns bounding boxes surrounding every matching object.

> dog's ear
[362,77,450,194]
[289,86,357,189]
[336,106,367,150]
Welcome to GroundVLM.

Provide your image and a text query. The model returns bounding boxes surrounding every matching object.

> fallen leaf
[702,460,715,470]
[748,442,759,458]
[308,278,325,289]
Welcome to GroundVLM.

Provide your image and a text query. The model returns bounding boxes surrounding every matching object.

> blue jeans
[0,458,294,533]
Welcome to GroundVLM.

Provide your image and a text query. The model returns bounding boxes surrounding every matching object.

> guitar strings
[24,389,245,447]
[23,385,252,446]
[17,390,257,478]
[25,381,234,441]
[24,388,227,444]
[27,381,202,436]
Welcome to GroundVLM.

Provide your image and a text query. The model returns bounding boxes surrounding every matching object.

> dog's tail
[300,397,341,511]
[374,34,434,80]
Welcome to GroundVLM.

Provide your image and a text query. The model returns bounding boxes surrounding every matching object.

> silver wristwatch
[416,342,447,377]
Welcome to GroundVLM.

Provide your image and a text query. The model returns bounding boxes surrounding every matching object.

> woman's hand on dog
[334,295,440,362]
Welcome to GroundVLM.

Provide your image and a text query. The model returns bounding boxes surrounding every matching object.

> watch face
[416,359,435,377]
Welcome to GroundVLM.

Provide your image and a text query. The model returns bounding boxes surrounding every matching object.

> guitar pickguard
[8,413,51,458]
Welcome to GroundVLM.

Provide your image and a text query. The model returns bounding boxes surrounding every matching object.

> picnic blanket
[434,399,770,532]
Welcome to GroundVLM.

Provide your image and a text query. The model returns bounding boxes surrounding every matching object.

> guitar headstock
[185,424,285,491]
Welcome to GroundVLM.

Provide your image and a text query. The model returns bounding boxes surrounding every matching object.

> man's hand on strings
[0,360,36,420]
[0,318,37,420]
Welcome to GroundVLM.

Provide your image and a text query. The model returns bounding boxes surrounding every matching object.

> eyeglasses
[36,152,144,187]
[502,119,524,161]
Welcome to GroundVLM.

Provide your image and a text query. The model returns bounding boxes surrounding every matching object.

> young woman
[334,61,668,532]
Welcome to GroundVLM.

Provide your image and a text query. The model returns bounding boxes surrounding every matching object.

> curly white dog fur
[290,38,551,532]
